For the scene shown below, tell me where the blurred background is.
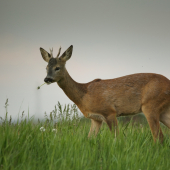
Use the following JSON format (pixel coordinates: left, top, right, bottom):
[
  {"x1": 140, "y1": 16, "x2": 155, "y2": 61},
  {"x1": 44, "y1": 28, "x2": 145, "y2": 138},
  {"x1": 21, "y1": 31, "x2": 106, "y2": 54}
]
[{"x1": 0, "y1": 0, "x2": 170, "y2": 121}]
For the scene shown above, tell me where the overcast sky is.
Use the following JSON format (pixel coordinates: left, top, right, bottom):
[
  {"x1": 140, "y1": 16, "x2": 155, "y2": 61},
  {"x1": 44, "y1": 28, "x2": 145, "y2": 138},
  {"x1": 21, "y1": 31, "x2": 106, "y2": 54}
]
[{"x1": 0, "y1": 0, "x2": 170, "y2": 120}]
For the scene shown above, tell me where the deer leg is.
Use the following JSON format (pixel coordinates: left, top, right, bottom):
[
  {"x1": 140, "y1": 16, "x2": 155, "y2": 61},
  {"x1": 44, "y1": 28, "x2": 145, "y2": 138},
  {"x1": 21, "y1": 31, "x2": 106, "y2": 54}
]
[
  {"x1": 106, "y1": 114, "x2": 119, "y2": 138},
  {"x1": 146, "y1": 116, "x2": 163, "y2": 143},
  {"x1": 142, "y1": 106, "x2": 163, "y2": 143},
  {"x1": 88, "y1": 119, "x2": 102, "y2": 138},
  {"x1": 160, "y1": 109, "x2": 170, "y2": 128}
]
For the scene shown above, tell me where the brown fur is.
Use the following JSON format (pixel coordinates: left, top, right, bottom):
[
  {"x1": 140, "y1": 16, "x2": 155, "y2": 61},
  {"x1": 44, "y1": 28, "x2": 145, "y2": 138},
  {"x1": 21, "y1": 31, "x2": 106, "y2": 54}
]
[{"x1": 40, "y1": 45, "x2": 170, "y2": 142}]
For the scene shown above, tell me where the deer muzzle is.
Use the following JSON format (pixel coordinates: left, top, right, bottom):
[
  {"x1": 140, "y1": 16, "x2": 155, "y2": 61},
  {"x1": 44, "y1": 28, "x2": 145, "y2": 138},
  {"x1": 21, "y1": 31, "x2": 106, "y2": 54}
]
[{"x1": 44, "y1": 77, "x2": 54, "y2": 84}]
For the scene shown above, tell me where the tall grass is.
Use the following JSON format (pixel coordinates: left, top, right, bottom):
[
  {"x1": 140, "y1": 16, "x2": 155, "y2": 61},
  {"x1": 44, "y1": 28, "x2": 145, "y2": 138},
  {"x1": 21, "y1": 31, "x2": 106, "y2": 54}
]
[{"x1": 0, "y1": 99, "x2": 170, "y2": 170}]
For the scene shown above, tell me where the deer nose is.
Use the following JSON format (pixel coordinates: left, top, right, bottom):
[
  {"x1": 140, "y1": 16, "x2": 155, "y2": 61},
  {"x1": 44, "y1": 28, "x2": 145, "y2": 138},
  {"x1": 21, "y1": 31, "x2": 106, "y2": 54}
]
[{"x1": 44, "y1": 77, "x2": 54, "y2": 83}]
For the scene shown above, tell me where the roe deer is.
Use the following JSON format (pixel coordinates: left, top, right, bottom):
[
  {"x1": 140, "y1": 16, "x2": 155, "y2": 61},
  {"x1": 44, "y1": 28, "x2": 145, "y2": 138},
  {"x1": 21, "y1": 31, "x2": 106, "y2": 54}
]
[{"x1": 40, "y1": 45, "x2": 170, "y2": 142}]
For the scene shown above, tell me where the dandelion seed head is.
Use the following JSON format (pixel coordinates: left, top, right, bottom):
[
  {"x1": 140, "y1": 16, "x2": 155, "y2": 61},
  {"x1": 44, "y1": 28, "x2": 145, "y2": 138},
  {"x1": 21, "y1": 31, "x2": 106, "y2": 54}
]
[
  {"x1": 52, "y1": 129, "x2": 57, "y2": 132},
  {"x1": 40, "y1": 127, "x2": 45, "y2": 132}
]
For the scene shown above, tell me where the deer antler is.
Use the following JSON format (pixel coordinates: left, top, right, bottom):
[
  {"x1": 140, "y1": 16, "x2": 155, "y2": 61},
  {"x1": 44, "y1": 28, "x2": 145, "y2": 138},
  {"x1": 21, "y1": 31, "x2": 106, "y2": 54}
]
[
  {"x1": 56, "y1": 46, "x2": 61, "y2": 58},
  {"x1": 49, "y1": 48, "x2": 53, "y2": 58}
]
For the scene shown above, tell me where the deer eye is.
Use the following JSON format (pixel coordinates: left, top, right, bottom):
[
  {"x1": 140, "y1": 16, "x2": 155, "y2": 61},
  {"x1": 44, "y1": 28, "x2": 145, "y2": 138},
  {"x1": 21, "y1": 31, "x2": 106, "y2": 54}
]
[{"x1": 55, "y1": 67, "x2": 60, "y2": 71}]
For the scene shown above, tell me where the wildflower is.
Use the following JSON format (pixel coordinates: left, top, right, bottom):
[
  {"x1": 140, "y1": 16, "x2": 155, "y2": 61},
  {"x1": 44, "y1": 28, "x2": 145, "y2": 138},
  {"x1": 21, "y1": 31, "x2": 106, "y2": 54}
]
[
  {"x1": 40, "y1": 127, "x2": 45, "y2": 132},
  {"x1": 52, "y1": 129, "x2": 57, "y2": 132}
]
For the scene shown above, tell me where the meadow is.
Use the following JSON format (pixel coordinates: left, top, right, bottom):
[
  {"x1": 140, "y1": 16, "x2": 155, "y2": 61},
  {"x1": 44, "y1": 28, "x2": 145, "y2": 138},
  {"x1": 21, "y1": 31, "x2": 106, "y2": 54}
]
[{"x1": 0, "y1": 100, "x2": 170, "y2": 170}]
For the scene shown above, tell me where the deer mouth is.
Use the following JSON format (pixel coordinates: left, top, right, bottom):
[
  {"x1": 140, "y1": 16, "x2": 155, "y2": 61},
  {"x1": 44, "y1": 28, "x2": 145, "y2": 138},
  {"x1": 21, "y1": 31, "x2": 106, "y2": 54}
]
[{"x1": 46, "y1": 81, "x2": 53, "y2": 85}]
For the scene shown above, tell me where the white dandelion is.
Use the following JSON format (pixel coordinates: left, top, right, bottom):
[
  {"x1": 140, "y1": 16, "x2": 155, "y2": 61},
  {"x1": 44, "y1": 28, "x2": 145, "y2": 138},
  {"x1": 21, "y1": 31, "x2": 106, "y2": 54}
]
[
  {"x1": 40, "y1": 127, "x2": 45, "y2": 132},
  {"x1": 52, "y1": 129, "x2": 57, "y2": 132}
]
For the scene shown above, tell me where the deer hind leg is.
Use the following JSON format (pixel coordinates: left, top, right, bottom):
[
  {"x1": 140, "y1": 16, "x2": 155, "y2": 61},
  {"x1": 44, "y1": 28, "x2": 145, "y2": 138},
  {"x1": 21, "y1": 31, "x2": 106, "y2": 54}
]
[
  {"x1": 88, "y1": 119, "x2": 102, "y2": 138},
  {"x1": 160, "y1": 107, "x2": 170, "y2": 128},
  {"x1": 142, "y1": 105, "x2": 163, "y2": 143},
  {"x1": 106, "y1": 114, "x2": 119, "y2": 138}
]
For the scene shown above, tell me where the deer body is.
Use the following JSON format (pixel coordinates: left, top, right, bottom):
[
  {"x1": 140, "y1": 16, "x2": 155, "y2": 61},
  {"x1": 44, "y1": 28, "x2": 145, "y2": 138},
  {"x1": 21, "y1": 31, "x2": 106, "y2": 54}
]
[{"x1": 40, "y1": 45, "x2": 170, "y2": 142}]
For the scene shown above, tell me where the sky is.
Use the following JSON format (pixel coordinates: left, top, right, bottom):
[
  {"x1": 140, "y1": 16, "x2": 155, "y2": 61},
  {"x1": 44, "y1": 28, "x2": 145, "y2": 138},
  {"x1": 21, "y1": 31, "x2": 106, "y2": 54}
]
[{"x1": 0, "y1": 0, "x2": 170, "y2": 120}]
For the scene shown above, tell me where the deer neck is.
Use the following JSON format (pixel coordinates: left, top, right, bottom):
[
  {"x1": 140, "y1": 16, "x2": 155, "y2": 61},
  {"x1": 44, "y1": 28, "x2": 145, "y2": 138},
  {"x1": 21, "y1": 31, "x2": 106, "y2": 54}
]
[{"x1": 57, "y1": 69, "x2": 87, "y2": 106}]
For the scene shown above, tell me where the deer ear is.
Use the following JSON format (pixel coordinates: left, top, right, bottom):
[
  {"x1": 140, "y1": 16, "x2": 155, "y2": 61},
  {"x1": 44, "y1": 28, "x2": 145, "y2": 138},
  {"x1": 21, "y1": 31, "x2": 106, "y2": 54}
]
[
  {"x1": 59, "y1": 45, "x2": 73, "y2": 62},
  {"x1": 40, "y1": 47, "x2": 51, "y2": 62}
]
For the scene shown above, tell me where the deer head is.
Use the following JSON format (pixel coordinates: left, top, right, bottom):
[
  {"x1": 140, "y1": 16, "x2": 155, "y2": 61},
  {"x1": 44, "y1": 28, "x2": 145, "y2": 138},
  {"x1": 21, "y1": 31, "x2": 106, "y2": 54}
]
[{"x1": 40, "y1": 45, "x2": 73, "y2": 84}]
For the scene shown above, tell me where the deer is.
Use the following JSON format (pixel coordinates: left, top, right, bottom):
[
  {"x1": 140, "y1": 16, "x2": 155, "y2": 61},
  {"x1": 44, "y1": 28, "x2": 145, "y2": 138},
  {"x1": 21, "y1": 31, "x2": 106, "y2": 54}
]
[{"x1": 40, "y1": 45, "x2": 170, "y2": 143}]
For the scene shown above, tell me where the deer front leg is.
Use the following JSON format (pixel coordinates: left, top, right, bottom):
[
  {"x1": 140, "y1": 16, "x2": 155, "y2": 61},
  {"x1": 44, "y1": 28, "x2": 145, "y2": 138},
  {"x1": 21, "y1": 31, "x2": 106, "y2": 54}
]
[{"x1": 88, "y1": 119, "x2": 102, "y2": 138}]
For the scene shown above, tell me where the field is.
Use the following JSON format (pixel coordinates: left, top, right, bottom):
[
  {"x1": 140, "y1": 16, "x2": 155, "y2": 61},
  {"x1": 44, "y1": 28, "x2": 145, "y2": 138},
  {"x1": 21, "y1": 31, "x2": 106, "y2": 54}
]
[{"x1": 1, "y1": 101, "x2": 170, "y2": 170}]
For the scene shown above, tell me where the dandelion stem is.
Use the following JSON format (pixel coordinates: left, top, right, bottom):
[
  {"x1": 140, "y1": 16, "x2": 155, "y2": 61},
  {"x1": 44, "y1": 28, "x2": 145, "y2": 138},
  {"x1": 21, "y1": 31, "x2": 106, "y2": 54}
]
[{"x1": 37, "y1": 83, "x2": 46, "y2": 90}]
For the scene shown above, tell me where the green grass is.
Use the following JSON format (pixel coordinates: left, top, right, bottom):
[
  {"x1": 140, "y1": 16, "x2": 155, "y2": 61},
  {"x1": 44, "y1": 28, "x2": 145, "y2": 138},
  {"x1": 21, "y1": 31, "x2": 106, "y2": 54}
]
[{"x1": 0, "y1": 100, "x2": 170, "y2": 170}]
